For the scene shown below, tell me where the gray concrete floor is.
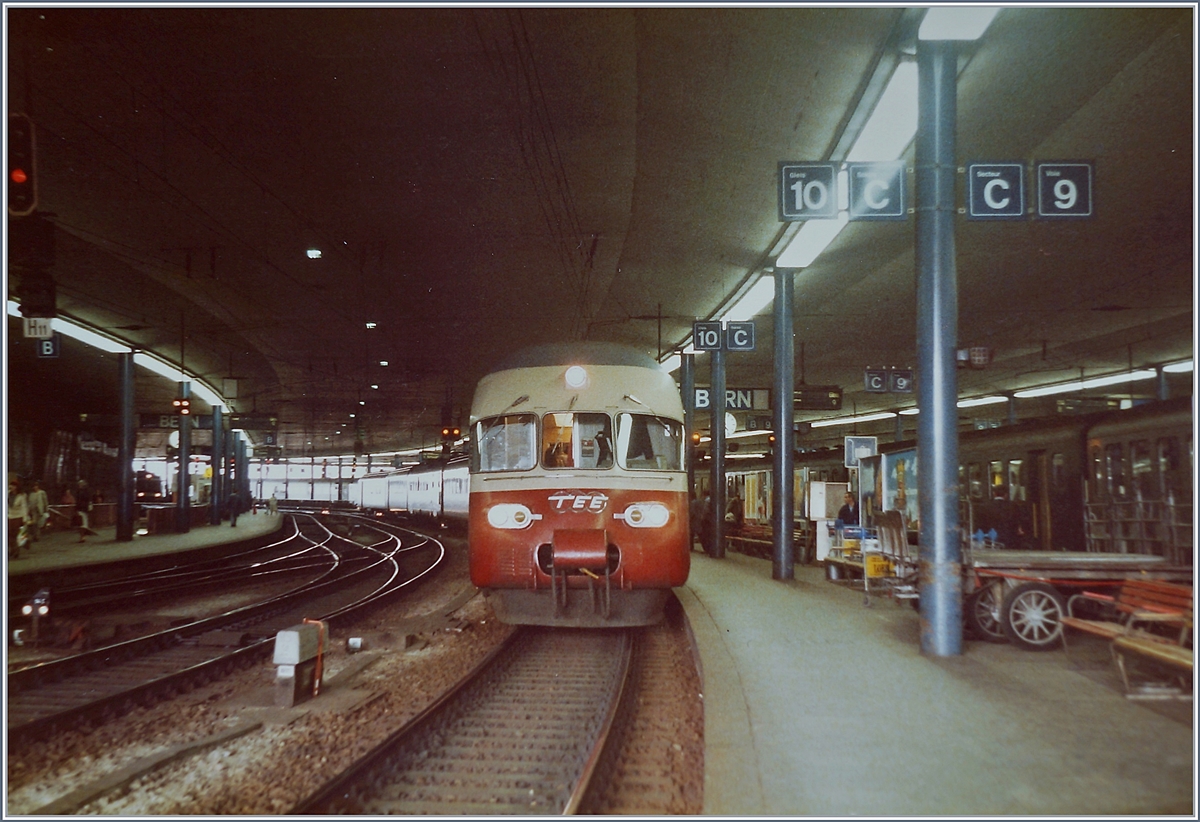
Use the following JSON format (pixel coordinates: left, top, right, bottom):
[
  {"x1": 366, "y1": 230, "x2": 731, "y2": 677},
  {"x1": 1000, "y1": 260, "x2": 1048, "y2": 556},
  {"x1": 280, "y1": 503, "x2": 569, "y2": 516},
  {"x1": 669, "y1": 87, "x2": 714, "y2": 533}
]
[{"x1": 678, "y1": 551, "x2": 1194, "y2": 816}]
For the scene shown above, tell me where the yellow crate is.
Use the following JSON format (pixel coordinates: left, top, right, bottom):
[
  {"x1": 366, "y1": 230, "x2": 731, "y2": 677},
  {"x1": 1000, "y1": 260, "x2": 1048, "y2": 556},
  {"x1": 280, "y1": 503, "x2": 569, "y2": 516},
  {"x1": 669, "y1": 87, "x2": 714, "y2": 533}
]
[{"x1": 865, "y1": 554, "x2": 895, "y2": 578}]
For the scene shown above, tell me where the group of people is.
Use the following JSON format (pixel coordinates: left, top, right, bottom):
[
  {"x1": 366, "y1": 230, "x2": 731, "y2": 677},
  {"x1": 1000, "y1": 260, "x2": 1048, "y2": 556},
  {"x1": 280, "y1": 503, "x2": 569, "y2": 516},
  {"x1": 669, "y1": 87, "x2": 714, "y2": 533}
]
[
  {"x1": 7, "y1": 477, "x2": 53, "y2": 558},
  {"x1": 688, "y1": 490, "x2": 747, "y2": 553}
]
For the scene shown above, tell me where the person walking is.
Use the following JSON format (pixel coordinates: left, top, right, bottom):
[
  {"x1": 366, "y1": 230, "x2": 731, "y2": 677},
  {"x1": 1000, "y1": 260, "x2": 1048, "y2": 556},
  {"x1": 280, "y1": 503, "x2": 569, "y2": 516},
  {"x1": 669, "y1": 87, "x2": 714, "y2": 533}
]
[
  {"x1": 268, "y1": 493, "x2": 278, "y2": 515},
  {"x1": 229, "y1": 490, "x2": 242, "y2": 527},
  {"x1": 8, "y1": 478, "x2": 29, "y2": 559},
  {"x1": 27, "y1": 480, "x2": 48, "y2": 543}
]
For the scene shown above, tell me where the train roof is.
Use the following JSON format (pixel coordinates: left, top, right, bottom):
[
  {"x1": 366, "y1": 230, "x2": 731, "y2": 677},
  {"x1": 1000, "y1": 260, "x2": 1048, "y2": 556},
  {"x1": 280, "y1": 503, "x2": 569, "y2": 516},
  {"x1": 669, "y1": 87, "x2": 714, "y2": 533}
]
[{"x1": 486, "y1": 342, "x2": 663, "y2": 374}]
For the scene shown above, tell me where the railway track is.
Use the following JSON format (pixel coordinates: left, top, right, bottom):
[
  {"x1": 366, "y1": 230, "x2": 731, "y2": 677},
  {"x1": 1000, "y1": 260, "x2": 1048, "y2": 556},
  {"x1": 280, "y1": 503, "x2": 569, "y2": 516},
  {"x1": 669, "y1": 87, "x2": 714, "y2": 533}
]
[
  {"x1": 294, "y1": 627, "x2": 633, "y2": 815},
  {"x1": 7, "y1": 515, "x2": 444, "y2": 746}
]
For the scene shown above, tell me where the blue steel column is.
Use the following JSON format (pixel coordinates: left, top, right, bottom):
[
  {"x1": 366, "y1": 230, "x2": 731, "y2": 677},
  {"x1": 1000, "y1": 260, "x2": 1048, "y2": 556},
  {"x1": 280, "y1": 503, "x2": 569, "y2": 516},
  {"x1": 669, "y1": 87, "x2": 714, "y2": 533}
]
[
  {"x1": 210, "y1": 406, "x2": 224, "y2": 525},
  {"x1": 681, "y1": 353, "x2": 696, "y2": 502},
  {"x1": 176, "y1": 381, "x2": 192, "y2": 534},
  {"x1": 116, "y1": 352, "x2": 135, "y2": 541},
  {"x1": 1157, "y1": 366, "x2": 1169, "y2": 401},
  {"x1": 772, "y1": 267, "x2": 795, "y2": 580},
  {"x1": 709, "y1": 348, "x2": 726, "y2": 558},
  {"x1": 916, "y1": 41, "x2": 962, "y2": 656}
]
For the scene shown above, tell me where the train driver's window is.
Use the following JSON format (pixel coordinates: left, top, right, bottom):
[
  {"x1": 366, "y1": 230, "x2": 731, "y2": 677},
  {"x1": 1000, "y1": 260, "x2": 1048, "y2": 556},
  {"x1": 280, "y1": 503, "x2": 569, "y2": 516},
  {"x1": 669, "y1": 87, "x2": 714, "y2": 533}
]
[
  {"x1": 473, "y1": 414, "x2": 537, "y2": 473},
  {"x1": 542, "y1": 413, "x2": 575, "y2": 468},
  {"x1": 616, "y1": 414, "x2": 684, "y2": 470},
  {"x1": 968, "y1": 463, "x2": 983, "y2": 498}
]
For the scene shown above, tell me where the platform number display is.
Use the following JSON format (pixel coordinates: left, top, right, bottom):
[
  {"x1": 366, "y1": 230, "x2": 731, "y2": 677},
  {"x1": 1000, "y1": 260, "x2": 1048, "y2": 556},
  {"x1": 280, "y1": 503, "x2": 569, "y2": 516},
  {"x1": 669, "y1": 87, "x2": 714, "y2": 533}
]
[
  {"x1": 1037, "y1": 162, "x2": 1093, "y2": 218},
  {"x1": 35, "y1": 333, "x2": 60, "y2": 358},
  {"x1": 693, "y1": 321, "x2": 724, "y2": 351},
  {"x1": 778, "y1": 162, "x2": 838, "y2": 221},
  {"x1": 967, "y1": 163, "x2": 1025, "y2": 219},
  {"x1": 725, "y1": 321, "x2": 755, "y2": 351}
]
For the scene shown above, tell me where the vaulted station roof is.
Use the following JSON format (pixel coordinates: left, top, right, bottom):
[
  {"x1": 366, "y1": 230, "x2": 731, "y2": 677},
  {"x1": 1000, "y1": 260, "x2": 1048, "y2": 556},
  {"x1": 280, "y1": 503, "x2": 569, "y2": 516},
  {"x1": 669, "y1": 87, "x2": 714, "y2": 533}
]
[{"x1": 6, "y1": 6, "x2": 1194, "y2": 460}]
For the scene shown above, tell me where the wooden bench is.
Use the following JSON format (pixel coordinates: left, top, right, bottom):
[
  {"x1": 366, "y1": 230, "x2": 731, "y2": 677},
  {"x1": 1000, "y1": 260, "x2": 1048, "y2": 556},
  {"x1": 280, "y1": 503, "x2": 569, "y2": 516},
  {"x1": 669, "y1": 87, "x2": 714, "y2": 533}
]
[{"x1": 1061, "y1": 579, "x2": 1192, "y2": 698}]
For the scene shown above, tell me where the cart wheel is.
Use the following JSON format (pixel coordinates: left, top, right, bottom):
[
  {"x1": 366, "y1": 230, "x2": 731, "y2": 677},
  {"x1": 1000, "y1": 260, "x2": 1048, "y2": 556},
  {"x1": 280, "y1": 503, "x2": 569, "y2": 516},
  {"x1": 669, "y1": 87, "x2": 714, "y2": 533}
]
[
  {"x1": 965, "y1": 584, "x2": 1007, "y2": 643},
  {"x1": 1001, "y1": 582, "x2": 1065, "y2": 650}
]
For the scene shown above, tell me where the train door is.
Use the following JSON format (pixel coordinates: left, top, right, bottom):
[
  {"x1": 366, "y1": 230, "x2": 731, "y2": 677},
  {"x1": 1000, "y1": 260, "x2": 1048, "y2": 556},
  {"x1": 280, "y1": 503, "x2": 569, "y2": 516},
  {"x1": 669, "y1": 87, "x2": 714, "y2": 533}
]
[{"x1": 1028, "y1": 451, "x2": 1053, "y2": 551}]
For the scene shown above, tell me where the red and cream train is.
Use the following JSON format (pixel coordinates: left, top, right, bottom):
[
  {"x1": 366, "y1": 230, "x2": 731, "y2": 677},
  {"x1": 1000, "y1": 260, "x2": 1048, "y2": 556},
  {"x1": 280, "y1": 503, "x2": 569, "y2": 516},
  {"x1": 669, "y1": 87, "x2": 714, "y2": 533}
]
[{"x1": 354, "y1": 342, "x2": 691, "y2": 627}]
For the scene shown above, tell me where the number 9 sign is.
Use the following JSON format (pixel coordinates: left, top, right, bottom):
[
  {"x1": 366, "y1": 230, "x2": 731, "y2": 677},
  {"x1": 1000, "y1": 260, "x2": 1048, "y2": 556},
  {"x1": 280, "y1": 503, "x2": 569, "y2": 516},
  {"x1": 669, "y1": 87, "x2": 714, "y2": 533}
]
[{"x1": 1037, "y1": 162, "x2": 1093, "y2": 218}]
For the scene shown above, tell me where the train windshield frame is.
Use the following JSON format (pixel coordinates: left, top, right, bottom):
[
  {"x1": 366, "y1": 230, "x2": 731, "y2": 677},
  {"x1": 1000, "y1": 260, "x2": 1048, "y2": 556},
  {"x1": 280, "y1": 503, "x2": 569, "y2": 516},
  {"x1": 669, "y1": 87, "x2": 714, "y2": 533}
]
[
  {"x1": 540, "y1": 412, "x2": 613, "y2": 470},
  {"x1": 616, "y1": 413, "x2": 684, "y2": 471},
  {"x1": 473, "y1": 413, "x2": 538, "y2": 473}
]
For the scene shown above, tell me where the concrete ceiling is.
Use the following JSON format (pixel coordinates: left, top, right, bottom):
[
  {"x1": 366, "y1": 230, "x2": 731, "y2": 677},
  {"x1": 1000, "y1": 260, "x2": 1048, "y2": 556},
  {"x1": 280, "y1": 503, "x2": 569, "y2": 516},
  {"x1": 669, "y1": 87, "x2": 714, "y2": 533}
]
[{"x1": 6, "y1": 6, "x2": 1194, "y2": 459}]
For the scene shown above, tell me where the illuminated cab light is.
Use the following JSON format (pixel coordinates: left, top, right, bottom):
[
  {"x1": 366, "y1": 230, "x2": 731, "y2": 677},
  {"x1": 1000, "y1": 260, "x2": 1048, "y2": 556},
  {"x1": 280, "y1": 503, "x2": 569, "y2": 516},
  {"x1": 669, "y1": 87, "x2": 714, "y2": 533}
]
[
  {"x1": 564, "y1": 365, "x2": 588, "y2": 389},
  {"x1": 21, "y1": 604, "x2": 32, "y2": 616},
  {"x1": 616, "y1": 502, "x2": 671, "y2": 528},
  {"x1": 487, "y1": 503, "x2": 542, "y2": 530}
]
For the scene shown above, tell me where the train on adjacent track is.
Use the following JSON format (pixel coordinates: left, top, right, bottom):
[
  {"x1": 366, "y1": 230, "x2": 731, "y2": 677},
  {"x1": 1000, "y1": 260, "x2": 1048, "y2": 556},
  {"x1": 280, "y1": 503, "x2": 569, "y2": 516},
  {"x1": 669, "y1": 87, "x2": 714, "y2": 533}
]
[
  {"x1": 354, "y1": 342, "x2": 690, "y2": 627},
  {"x1": 716, "y1": 395, "x2": 1193, "y2": 565}
]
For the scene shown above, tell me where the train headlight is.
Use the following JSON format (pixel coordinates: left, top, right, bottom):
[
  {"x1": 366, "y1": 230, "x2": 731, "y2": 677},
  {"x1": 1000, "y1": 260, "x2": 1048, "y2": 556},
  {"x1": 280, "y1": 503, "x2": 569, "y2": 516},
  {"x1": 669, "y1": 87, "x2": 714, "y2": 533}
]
[
  {"x1": 564, "y1": 365, "x2": 588, "y2": 389},
  {"x1": 616, "y1": 502, "x2": 671, "y2": 528},
  {"x1": 487, "y1": 503, "x2": 542, "y2": 530}
]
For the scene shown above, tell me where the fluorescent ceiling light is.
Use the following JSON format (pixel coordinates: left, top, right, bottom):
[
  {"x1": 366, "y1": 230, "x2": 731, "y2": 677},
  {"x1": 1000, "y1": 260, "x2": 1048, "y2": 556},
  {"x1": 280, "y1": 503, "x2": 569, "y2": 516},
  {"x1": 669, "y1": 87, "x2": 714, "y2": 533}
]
[
  {"x1": 662, "y1": 353, "x2": 682, "y2": 374},
  {"x1": 1013, "y1": 369, "x2": 1158, "y2": 398},
  {"x1": 919, "y1": 7, "x2": 1002, "y2": 41},
  {"x1": 846, "y1": 61, "x2": 919, "y2": 162},
  {"x1": 728, "y1": 429, "x2": 770, "y2": 440},
  {"x1": 134, "y1": 351, "x2": 185, "y2": 382},
  {"x1": 720, "y1": 277, "x2": 776, "y2": 323},
  {"x1": 776, "y1": 212, "x2": 849, "y2": 268},
  {"x1": 1163, "y1": 360, "x2": 1194, "y2": 373},
  {"x1": 810, "y1": 411, "x2": 897, "y2": 429},
  {"x1": 957, "y1": 395, "x2": 1008, "y2": 409}
]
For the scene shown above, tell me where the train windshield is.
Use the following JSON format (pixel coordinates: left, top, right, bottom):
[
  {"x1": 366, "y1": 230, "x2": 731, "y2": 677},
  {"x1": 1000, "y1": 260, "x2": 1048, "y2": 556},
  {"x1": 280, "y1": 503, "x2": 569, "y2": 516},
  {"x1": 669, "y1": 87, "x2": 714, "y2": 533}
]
[
  {"x1": 473, "y1": 414, "x2": 537, "y2": 472},
  {"x1": 616, "y1": 414, "x2": 684, "y2": 471},
  {"x1": 541, "y1": 413, "x2": 613, "y2": 469}
]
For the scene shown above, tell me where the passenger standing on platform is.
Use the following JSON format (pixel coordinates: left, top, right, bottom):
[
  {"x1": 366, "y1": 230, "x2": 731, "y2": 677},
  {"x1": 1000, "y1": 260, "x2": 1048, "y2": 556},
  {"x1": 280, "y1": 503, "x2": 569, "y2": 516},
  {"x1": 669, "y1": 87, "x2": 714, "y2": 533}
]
[
  {"x1": 27, "y1": 481, "x2": 48, "y2": 543},
  {"x1": 8, "y1": 478, "x2": 29, "y2": 559},
  {"x1": 229, "y1": 490, "x2": 242, "y2": 527},
  {"x1": 838, "y1": 492, "x2": 859, "y2": 526},
  {"x1": 75, "y1": 479, "x2": 94, "y2": 542},
  {"x1": 698, "y1": 491, "x2": 714, "y2": 553},
  {"x1": 268, "y1": 493, "x2": 278, "y2": 515}
]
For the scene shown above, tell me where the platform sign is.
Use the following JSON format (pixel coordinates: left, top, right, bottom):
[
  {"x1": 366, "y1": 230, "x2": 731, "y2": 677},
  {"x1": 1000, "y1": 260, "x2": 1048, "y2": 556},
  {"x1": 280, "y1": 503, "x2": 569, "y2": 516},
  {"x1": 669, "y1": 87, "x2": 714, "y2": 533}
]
[
  {"x1": 35, "y1": 333, "x2": 60, "y2": 358},
  {"x1": 967, "y1": 163, "x2": 1025, "y2": 219},
  {"x1": 865, "y1": 368, "x2": 889, "y2": 393},
  {"x1": 1037, "y1": 162, "x2": 1093, "y2": 218},
  {"x1": 725, "y1": 321, "x2": 756, "y2": 351},
  {"x1": 847, "y1": 161, "x2": 906, "y2": 221},
  {"x1": 22, "y1": 317, "x2": 52, "y2": 339},
  {"x1": 778, "y1": 162, "x2": 838, "y2": 221},
  {"x1": 889, "y1": 369, "x2": 914, "y2": 393},
  {"x1": 795, "y1": 386, "x2": 842, "y2": 411},
  {"x1": 692, "y1": 321, "x2": 723, "y2": 351},
  {"x1": 230, "y1": 414, "x2": 279, "y2": 430},
  {"x1": 695, "y1": 388, "x2": 769, "y2": 411}
]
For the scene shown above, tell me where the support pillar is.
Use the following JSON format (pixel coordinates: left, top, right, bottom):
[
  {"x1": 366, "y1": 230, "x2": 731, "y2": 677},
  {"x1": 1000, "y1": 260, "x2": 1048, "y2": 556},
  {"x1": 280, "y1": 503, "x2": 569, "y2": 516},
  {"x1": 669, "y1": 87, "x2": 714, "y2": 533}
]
[
  {"x1": 681, "y1": 353, "x2": 696, "y2": 501},
  {"x1": 210, "y1": 406, "x2": 224, "y2": 525},
  {"x1": 916, "y1": 40, "x2": 962, "y2": 656},
  {"x1": 176, "y1": 381, "x2": 192, "y2": 534},
  {"x1": 116, "y1": 352, "x2": 135, "y2": 541},
  {"x1": 709, "y1": 348, "x2": 726, "y2": 558},
  {"x1": 772, "y1": 267, "x2": 796, "y2": 579}
]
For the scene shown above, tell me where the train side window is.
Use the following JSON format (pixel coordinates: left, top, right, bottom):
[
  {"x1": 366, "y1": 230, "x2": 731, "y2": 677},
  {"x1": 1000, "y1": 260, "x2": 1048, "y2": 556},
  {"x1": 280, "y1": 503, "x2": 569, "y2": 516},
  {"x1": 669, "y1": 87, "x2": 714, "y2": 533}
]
[
  {"x1": 1157, "y1": 436, "x2": 1190, "y2": 501},
  {"x1": 616, "y1": 413, "x2": 684, "y2": 471},
  {"x1": 1052, "y1": 453, "x2": 1067, "y2": 491},
  {"x1": 1008, "y1": 459, "x2": 1024, "y2": 501},
  {"x1": 968, "y1": 463, "x2": 983, "y2": 498},
  {"x1": 989, "y1": 460, "x2": 1007, "y2": 500},
  {"x1": 1105, "y1": 443, "x2": 1126, "y2": 499},
  {"x1": 1129, "y1": 439, "x2": 1155, "y2": 499},
  {"x1": 473, "y1": 414, "x2": 537, "y2": 473}
]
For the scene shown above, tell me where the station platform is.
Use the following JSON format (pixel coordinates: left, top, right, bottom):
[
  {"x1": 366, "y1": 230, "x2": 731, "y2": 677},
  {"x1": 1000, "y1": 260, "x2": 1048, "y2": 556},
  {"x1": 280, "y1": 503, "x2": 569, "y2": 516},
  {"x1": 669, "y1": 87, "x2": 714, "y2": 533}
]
[
  {"x1": 7, "y1": 512, "x2": 284, "y2": 577},
  {"x1": 677, "y1": 551, "x2": 1194, "y2": 816}
]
